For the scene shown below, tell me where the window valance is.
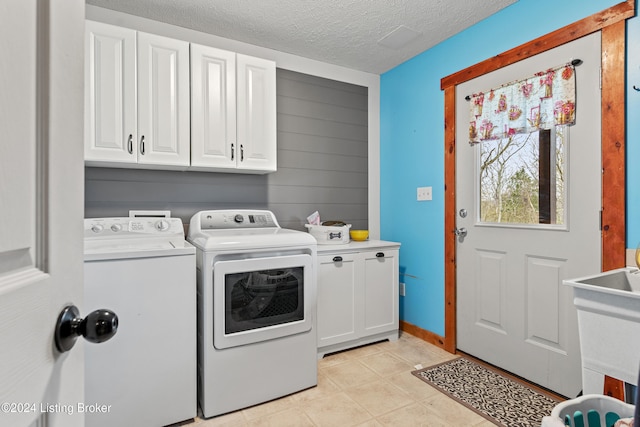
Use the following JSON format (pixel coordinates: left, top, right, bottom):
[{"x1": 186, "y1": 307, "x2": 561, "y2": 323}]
[{"x1": 469, "y1": 63, "x2": 576, "y2": 143}]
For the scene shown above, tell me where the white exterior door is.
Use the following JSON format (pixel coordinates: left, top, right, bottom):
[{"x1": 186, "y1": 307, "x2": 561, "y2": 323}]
[
  {"x1": 0, "y1": 1, "x2": 86, "y2": 427},
  {"x1": 236, "y1": 54, "x2": 277, "y2": 172},
  {"x1": 455, "y1": 33, "x2": 602, "y2": 397},
  {"x1": 190, "y1": 44, "x2": 237, "y2": 170},
  {"x1": 137, "y1": 32, "x2": 190, "y2": 168}
]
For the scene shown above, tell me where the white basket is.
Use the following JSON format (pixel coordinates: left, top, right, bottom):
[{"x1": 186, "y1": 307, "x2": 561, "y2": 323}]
[
  {"x1": 305, "y1": 224, "x2": 351, "y2": 245},
  {"x1": 551, "y1": 394, "x2": 634, "y2": 427}
]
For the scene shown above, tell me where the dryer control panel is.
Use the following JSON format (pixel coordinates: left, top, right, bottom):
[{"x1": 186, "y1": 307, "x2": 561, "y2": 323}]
[{"x1": 197, "y1": 210, "x2": 279, "y2": 230}]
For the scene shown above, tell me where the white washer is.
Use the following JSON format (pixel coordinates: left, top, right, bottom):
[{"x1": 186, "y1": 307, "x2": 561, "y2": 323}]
[
  {"x1": 84, "y1": 217, "x2": 196, "y2": 427},
  {"x1": 188, "y1": 210, "x2": 317, "y2": 418}
]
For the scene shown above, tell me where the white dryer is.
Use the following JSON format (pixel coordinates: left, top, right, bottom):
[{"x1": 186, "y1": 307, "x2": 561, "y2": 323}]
[
  {"x1": 84, "y1": 217, "x2": 196, "y2": 427},
  {"x1": 188, "y1": 210, "x2": 318, "y2": 418}
]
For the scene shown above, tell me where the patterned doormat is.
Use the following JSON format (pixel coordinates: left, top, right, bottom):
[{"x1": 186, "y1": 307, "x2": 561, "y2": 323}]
[{"x1": 412, "y1": 357, "x2": 561, "y2": 427}]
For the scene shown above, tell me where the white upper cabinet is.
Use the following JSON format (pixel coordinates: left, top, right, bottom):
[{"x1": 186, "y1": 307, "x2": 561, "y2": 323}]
[
  {"x1": 191, "y1": 46, "x2": 277, "y2": 173},
  {"x1": 86, "y1": 20, "x2": 277, "y2": 173},
  {"x1": 190, "y1": 44, "x2": 237, "y2": 170},
  {"x1": 85, "y1": 21, "x2": 137, "y2": 164},
  {"x1": 236, "y1": 54, "x2": 277, "y2": 173},
  {"x1": 85, "y1": 20, "x2": 190, "y2": 169},
  {"x1": 137, "y1": 32, "x2": 190, "y2": 168}
]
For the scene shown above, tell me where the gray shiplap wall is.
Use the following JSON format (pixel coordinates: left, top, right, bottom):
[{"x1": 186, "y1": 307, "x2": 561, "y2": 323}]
[{"x1": 85, "y1": 69, "x2": 368, "y2": 231}]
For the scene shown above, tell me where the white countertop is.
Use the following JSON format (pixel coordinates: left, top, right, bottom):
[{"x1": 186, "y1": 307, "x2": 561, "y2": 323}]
[{"x1": 316, "y1": 239, "x2": 400, "y2": 254}]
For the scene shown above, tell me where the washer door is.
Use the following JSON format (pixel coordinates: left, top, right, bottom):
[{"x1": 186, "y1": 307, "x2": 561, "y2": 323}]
[{"x1": 213, "y1": 254, "x2": 313, "y2": 349}]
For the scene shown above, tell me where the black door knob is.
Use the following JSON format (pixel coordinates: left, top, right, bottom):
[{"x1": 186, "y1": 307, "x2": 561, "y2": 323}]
[{"x1": 55, "y1": 305, "x2": 118, "y2": 353}]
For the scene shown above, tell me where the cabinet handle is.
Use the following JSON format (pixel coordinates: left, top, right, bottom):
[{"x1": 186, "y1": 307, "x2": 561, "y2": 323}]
[
  {"x1": 240, "y1": 144, "x2": 244, "y2": 162},
  {"x1": 231, "y1": 143, "x2": 235, "y2": 161},
  {"x1": 140, "y1": 136, "x2": 145, "y2": 155},
  {"x1": 127, "y1": 134, "x2": 133, "y2": 154},
  {"x1": 332, "y1": 256, "x2": 343, "y2": 262},
  {"x1": 376, "y1": 252, "x2": 385, "y2": 258}
]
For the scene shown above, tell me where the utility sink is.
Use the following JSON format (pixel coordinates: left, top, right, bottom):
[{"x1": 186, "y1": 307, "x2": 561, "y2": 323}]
[
  {"x1": 564, "y1": 267, "x2": 640, "y2": 392},
  {"x1": 566, "y1": 267, "x2": 640, "y2": 297}
]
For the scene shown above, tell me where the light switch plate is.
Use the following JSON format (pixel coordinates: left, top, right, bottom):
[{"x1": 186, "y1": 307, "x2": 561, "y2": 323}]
[{"x1": 417, "y1": 186, "x2": 432, "y2": 201}]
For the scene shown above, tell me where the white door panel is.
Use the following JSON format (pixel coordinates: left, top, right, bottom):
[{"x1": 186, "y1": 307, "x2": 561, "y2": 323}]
[
  {"x1": 456, "y1": 33, "x2": 602, "y2": 397},
  {"x1": 0, "y1": 1, "x2": 85, "y2": 426}
]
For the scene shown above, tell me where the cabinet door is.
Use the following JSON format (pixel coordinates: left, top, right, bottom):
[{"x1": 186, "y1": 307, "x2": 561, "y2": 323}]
[
  {"x1": 85, "y1": 21, "x2": 137, "y2": 164},
  {"x1": 317, "y1": 253, "x2": 359, "y2": 347},
  {"x1": 236, "y1": 54, "x2": 277, "y2": 172},
  {"x1": 190, "y1": 44, "x2": 237, "y2": 170},
  {"x1": 137, "y1": 32, "x2": 190, "y2": 168},
  {"x1": 362, "y1": 249, "x2": 399, "y2": 335}
]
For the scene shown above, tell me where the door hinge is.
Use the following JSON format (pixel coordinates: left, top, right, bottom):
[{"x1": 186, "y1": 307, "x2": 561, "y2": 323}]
[
  {"x1": 599, "y1": 210, "x2": 603, "y2": 231},
  {"x1": 599, "y1": 67, "x2": 602, "y2": 90}
]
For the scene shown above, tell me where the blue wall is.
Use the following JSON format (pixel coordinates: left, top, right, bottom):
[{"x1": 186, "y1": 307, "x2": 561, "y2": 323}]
[{"x1": 380, "y1": 0, "x2": 638, "y2": 336}]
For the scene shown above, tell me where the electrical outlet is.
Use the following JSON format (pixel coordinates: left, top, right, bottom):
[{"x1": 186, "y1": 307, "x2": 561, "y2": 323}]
[
  {"x1": 417, "y1": 186, "x2": 432, "y2": 201},
  {"x1": 399, "y1": 282, "x2": 406, "y2": 296}
]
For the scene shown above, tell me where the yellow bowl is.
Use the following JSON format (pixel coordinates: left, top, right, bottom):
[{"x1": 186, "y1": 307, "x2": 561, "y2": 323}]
[{"x1": 350, "y1": 230, "x2": 369, "y2": 241}]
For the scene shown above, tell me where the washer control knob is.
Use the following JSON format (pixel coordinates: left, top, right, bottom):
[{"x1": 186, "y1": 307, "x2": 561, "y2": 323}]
[
  {"x1": 110, "y1": 223, "x2": 122, "y2": 232},
  {"x1": 91, "y1": 224, "x2": 104, "y2": 233},
  {"x1": 155, "y1": 219, "x2": 170, "y2": 231},
  {"x1": 234, "y1": 214, "x2": 244, "y2": 223}
]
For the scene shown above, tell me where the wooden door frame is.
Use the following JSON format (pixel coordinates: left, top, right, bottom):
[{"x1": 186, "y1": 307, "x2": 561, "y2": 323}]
[{"x1": 441, "y1": 0, "x2": 634, "y2": 354}]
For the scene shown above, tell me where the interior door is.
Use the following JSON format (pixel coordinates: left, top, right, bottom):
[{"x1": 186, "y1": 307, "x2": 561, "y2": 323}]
[
  {"x1": 0, "y1": 1, "x2": 85, "y2": 426},
  {"x1": 455, "y1": 33, "x2": 601, "y2": 397}
]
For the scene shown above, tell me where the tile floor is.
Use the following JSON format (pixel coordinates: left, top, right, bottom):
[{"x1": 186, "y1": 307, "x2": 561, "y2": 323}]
[{"x1": 190, "y1": 332, "x2": 498, "y2": 426}]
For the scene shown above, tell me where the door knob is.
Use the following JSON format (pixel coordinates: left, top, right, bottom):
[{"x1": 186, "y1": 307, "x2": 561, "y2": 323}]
[
  {"x1": 55, "y1": 305, "x2": 118, "y2": 353},
  {"x1": 455, "y1": 227, "x2": 467, "y2": 238}
]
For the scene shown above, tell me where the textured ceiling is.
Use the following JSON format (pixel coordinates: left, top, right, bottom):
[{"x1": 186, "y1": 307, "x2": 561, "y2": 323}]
[{"x1": 86, "y1": 0, "x2": 518, "y2": 74}]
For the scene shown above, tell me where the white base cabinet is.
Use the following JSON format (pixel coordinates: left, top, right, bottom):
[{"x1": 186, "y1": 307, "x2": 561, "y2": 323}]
[{"x1": 316, "y1": 241, "x2": 400, "y2": 358}]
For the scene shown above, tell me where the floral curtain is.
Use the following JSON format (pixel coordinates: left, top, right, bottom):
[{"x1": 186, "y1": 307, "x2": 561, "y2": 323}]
[{"x1": 469, "y1": 63, "x2": 576, "y2": 143}]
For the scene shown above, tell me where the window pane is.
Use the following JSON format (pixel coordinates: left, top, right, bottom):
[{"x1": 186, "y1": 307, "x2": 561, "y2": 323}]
[{"x1": 479, "y1": 127, "x2": 566, "y2": 226}]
